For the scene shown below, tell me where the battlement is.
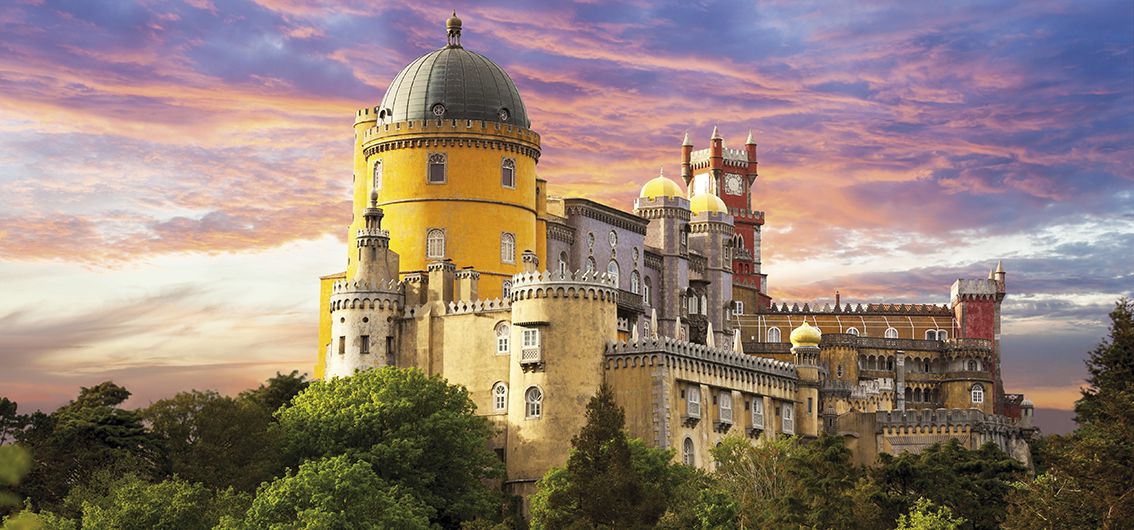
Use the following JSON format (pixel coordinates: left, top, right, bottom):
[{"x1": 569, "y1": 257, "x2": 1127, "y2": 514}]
[
  {"x1": 819, "y1": 334, "x2": 993, "y2": 354},
  {"x1": 760, "y1": 302, "x2": 953, "y2": 315},
  {"x1": 362, "y1": 118, "x2": 540, "y2": 145},
  {"x1": 690, "y1": 215, "x2": 735, "y2": 230},
  {"x1": 331, "y1": 278, "x2": 403, "y2": 295},
  {"x1": 728, "y1": 207, "x2": 764, "y2": 224},
  {"x1": 354, "y1": 106, "x2": 378, "y2": 125},
  {"x1": 356, "y1": 228, "x2": 389, "y2": 239},
  {"x1": 509, "y1": 270, "x2": 618, "y2": 302},
  {"x1": 950, "y1": 278, "x2": 1002, "y2": 306},
  {"x1": 689, "y1": 147, "x2": 751, "y2": 166},
  {"x1": 876, "y1": 408, "x2": 1022, "y2": 434},
  {"x1": 605, "y1": 337, "x2": 797, "y2": 379},
  {"x1": 446, "y1": 297, "x2": 510, "y2": 315}
]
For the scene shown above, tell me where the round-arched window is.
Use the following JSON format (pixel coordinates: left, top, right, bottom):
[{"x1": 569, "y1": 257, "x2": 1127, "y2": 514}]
[
  {"x1": 492, "y1": 382, "x2": 507, "y2": 412},
  {"x1": 525, "y1": 387, "x2": 543, "y2": 418},
  {"x1": 682, "y1": 437, "x2": 694, "y2": 466},
  {"x1": 607, "y1": 260, "x2": 620, "y2": 285},
  {"x1": 971, "y1": 383, "x2": 985, "y2": 404}
]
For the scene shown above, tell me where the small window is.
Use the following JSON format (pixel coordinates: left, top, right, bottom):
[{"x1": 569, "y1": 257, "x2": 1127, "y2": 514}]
[
  {"x1": 372, "y1": 159, "x2": 383, "y2": 190},
  {"x1": 885, "y1": 327, "x2": 899, "y2": 339},
  {"x1": 630, "y1": 271, "x2": 640, "y2": 294},
  {"x1": 682, "y1": 437, "x2": 695, "y2": 465},
  {"x1": 971, "y1": 383, "x2": 985, "y2": 404},
  {"x1": 426, "y1": 229, "x2": 445, "y2": 259},
  {"x1": 687, "y1": 386, "x2": 701, "y2": 418},
  {"x1": 501, "y1": 158, "x2": 516, "y2": 188},
  {"x1": 493, "y1": 382, "x2": 508, "y2": 412},
  {"x1": 752, "y1": 398, "x2": 764, "y2": 429},
  {"x1": 428, "y1": 153, "x2": 447, "y2": 184},
  {"x1": 767, "y1": 327, "x2": 781, "y2": 343},
  {"x1": 688, "y1": 295, "x2": 698, "y2": 315},
  {"x1": 643, "y1": 277, "x2": 651, "y2": 306},
  {"x1": 522, "y1": 328, "x2": 540, "y2": 348},
  {"x1": 643, "y1": 320, "x2": 651, "y2": 338},
  {"x1": 607, "y1": 260, "x2": 620, "y2": 285},
  {"x1": 782, "y1": 403, "x2": 794, "y2": 435},
  {"x1": 807, "y1": 397, "x2": 813, "y2": 414},
  {"x1": 585, "y1": 257, "x2": 597, "y2": 274},
  {"x1": 846, "y1": 327, "x2": 859, "y2": 336},
  {"x1": 925, "y1": 330, "x2": 936, "y2": 340},
  {"x1": 967, "y1": 359, "x2": 978, "y2": 371},
  {"x1": 734, "y1": 301, "x2": 744, "y2": 315},
  {"x1": 558, "y1": 252, "x2": 568, "y2": 276},
  {"x1": 836, "y1": 364, "x2": 844, "y2": 378},
  {"x1": 700, "y1": 295, "x2": 707, "y2": 315},
  {"x1": 500, "y1": 233, "x2": 516, "y2": 264},
  {"x1": 385, "y1": 336, "x2": 395, "y2": 366},
  {"x1": 525, "y1": 386, "x2": 543, "y2": 418},
  {"x1": 502, "y1": 280, "x2": 513, "y2": 299},
  {"x1": 338, "y1": 336, "x2": 345, "y2": 355},
  {"x1": 495, "y1": 322, "x2": 510, "y2": 355},
  {"x1": 937, "y1": 329, "x2": 948, "y2": 341},
  {"x1": 360, "y1": 335, "x2": 370, "y2": 355},
  {"x1": 719, "y1": 392, "x2": 733, "y2": 423}
]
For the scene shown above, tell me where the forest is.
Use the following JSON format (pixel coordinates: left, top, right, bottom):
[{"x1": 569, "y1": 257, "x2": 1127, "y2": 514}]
[{"x1": 0, "y1": 298, "x2": 1130, "y2": 529}]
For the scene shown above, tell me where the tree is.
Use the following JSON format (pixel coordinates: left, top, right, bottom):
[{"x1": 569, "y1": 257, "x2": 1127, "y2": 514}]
[
  {"x1": 787, "y1": 434, "x2": 865, "y2": 529},
  {"x1": 276, "y1": 367, "x2": 501, "y2": 527},
  {"x1": 1005, "y1": 298, "x2": 1134, "y2": 530},
  {"x1": 0, "y1": 399, "x2": 25, "y2": 445},
  {"x1": 710, "y1": 434, "x2": 802, "y2": 528},
  {"x1": 143, "y1": 390, "x2": 280, "y2": 491},
  {"x1": 221, "y1": 455, "x2": 431, "y2": 530},
  {"x1": 76, "y1": 475, "x2": 247, "y2": 530},
  {"x1": 0, "y1": 445, "x2": 31, "y2": 511},
  {"x1": 238, "y1": 370, "x2": 309, "y2": 414},
  {"x1": 897, "y1": 497, "x2": 966, "y2": 530}
]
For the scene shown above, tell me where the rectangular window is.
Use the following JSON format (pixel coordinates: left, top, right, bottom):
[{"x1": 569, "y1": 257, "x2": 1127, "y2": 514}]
[
  {"x1": 735, "y1": 301, "x2": 744, "y2": 315},
  {"x1": 428, "y1": 153, "x2": 446, "y2": 184},
  {"x1": 719, "y1": 392, "x2": 733, "y2": 423},
  {"x1": 782, "y1": 403, "x2": 794, "y2": 435},
  {"x1": 687, "y1": 386, "x2": 701, "y2": 418},
  {"x1": 807, "y1": 397, "x2": 813, "y2": 414},
  {"x1": 385, "y1": 336, "x2": 395, "y2": 366},
  {"x1": 752, "y1": 398, "x2": 764, "y2": 429},
  {"x1": 522, "y1": 329, "x2": 540, "y2": 348},
  {"x1": 501, "y1": 158, "x2": 516, "y2": 188},
  {"x1": 338, "y1": 336, "x2": 345, "y2": 355},
  {"x1": 373, "y1": 159, "x2": 382, "y2": 190},
  {"x1": 360, "y1": 335, "x2": 370, "y2": 355}
]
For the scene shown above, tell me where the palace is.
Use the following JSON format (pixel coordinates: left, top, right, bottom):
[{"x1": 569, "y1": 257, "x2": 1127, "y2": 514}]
[{"x1": 314, "y1": 14, "x2": 1036, "y2": 504}]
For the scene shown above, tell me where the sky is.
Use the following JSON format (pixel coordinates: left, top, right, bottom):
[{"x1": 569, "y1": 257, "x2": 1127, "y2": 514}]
[{"x1": 0, "y1": 0, "x2": 1131, "y2": 435}]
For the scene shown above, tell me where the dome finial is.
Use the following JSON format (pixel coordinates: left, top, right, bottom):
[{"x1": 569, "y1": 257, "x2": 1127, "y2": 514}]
[{"x1": 446, "y1": 10, "x2": 462, "y2": 47}]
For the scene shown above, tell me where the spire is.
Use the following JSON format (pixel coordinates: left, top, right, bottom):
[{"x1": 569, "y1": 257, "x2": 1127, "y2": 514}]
[
  {"x1": 711, "y1": 126, "x2": 722, "y2": 140},
  {"x1": 988, "y1": 267, "x2": 995, "y2": 280},
  {"x1": 446, "y1": 10, "x2": 462, "y2": 47},
  {"x1": 996, "y1": 260, "x2": 1004, "y2": 273},
  {"x1": 746, "y1": 129, "x2": 756, "y2": 145},
  {"x1": 650, "y1": 308, "x2": 659, "y2": 339},
  {"x1": 733, "y1": 328, "x2": 744, "y2": 354},
  {"x1": 706, "y1": 320, "x2": 716, "y2": 348},
  {"x1": 682, "y1": 130, "x2": 692, "y2": 146}
]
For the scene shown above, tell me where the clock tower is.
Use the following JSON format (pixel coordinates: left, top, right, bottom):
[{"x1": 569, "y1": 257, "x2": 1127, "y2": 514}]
[{"x1": 680, "y1": 128, "x2": 769, "y2": 309}]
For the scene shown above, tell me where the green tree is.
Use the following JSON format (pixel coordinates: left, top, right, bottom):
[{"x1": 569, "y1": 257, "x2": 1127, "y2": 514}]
[
  {"x1": 221, "y1": 455, "x2": 431, "y2": 530},
  {"x1": 143, "y1": 390, "x2": 280, "y2": 491},
  {"x1": 276, "y1": 367, "x2": 500, "y2": 527},
  {"x1": 1005, "y1": 298, "x2": 1134, "y2": 530},
  {"x1": 238, "y1": 370, "x2": 309, "y2": 414},
  {"x1": 787, "y1": 434, "x2": 864, "y2": 529},
  {"x1": 897, "y1": 497, "x2": 966, "y2": 530},
  {"x1": 0, "y1": 445, "x2": 31, "y2": 515},
  {"x1": 0, "y1": 399, "x2": 25, "y2": 445},
  {"x1": 75, "y1": 475, "x2": 246, "y2": 530},
  {"x1": 710, "y1": 434, "x2": 802, "y2": 528}
]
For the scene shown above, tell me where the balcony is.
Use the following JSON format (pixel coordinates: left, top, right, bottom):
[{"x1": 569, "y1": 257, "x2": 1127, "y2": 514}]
[
  {"x1": 519, "y1": 346, "x2": 543, "y2": 371},
  {"x1": 617, "y1": 289, "x2": 643, "y2": 312}
]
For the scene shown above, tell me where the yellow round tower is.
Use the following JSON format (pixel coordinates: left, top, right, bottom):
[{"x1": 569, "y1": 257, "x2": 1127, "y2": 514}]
[{"x1": 347, "y1": 14, "x2": 542, "y2": 298}]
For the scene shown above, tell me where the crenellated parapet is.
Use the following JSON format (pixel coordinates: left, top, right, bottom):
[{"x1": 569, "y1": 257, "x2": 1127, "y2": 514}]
[
  {"x1": 605, "y1": 337, "x2": 796, "y2": 379},
  {"x1": 446, "y1": 297, "x2": 510, "y2": 315},
  {"x1": 362, "y1": 119, "x2": 541, "y2": 160},
  {"x1": 876, "y1": 408, "x2": 1024, "y2": 435},
  {"x1": 509, "y1": 270, "x2": 618, "y2": 302},
  {"x1": 728, "y1": 207, "x2": 764, "y2": 225},
  {"x1": 762, "y1": 302, "x2": 953, "y2": 315},
  {"x1": 329, "y1": 278, "x2": 404, "y2": 312}
]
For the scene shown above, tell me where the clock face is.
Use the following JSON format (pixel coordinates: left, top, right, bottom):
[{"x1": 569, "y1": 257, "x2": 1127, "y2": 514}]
[{"x1": 724, "y1": 173, "x2": 744, "y2": 195}]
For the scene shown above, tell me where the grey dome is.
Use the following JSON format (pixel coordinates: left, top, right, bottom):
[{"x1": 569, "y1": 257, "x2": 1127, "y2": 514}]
[{"x1": 378, "y1": 45, "x2": 530, "y2": 128}]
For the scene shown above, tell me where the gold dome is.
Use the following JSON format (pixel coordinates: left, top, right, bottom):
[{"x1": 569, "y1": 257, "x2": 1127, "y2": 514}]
[
  {"x1": 790, "y1": 321, "x2": 822, "y2": 347},
  {"x1": 689, "y1": 193, "x2": 728, "y2": 215},
  {"x1": 640, "y1": 175, "x2": 683, "y2": 199}
]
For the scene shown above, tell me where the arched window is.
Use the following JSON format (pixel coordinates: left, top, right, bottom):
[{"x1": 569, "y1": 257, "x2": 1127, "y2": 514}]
[
  {"x1": 495, "y1": 322, "x2": 510, "y2": 355},
  {"x1": 751, "y1": 398, "x2": 764, "y2": 429},
  {"x1": 719, "y1": 392, "x2": 733, "y2": 423},
  {"x1": 767, "y1": 327, "x2": 781, "y2": 343},
  {"x1": 630, "y1": 271, "x2": 640, "y2": 294},
  {"x1": 966, "y1": 359, "x2": 978, "y2": 371},
  {"x1": 937, "y1": 329, "x2": 948, "y2": 341},
  {"x1": 642, "y1": 320, "x2": 651, "y2": 339},
  {"x1": 585, "y1": 257, "x2": 596, "y2": 274},
  {"x1": 682, "y1": 437, "x2": 695, "y2": 466},
  {"x1": 846, "y1": 327, "x2": 859, "y2": 336},
  {"x1": 427, "y1": 152, "x2": 447, "y2": 184},
  {"x1": 607, "y1": 260, "x2": 620, "y2": 285},
  {"x1": 501, "y1": 280, "x2": 512, "y2": 299},
  {"x1": 492, "y1": 382, "x2": 507, "y2": 412},
  {"x1": 558, "y1": 252, "x2": 568, "y2": 276},
  {"x1": 500, "y1": 233, "x2": 516, "y2": 264},
  {"x1": 525, "y1": 386, "x2": 543, "y2": 418},
  {"x1": 426, "y1": 229, "x2": 445, "y2": 258},
  {"x1": 781, "y1": 403, "x2": 794, "y2": 435},
  {"x1": 971, "y1": 384, "x2": 985, "y2": 404},
  {"x1": 501, "y1": 158, "x2": 516, "y2": 188},
  {"x1": 914, "y1": 388, "x2": 923, "y2": 402},
  {"x1": 686, "y1": 386, "x2": 701, "y2": 418},
  {"x1": 925, "y1": 329, "x2": 936, "y2": 340},
  {"x1": 372, "y1": 159, "x2": 383, "y2": 190},
  {"x1": 643, "y1": 277, "x2": 651, "y2": 306},
  {"x1": 885, "y1": 327, "x2": 898, "y2": 339}
]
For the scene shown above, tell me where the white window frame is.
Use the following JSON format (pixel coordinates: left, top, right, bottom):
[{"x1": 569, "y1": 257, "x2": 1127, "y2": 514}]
[
  {"x1": 558, "y1": 252, "x2": 568, "y2": 276},
  {"x1": 643, "y1": 278, "x2": 651, "y2": 306},
  {"x1": 734, "y1": 301, "x2": 744, "y2": 315},
  {"x1": 751, "y1": 398, "x2": 764, "y2": 429},
  {"x1": 846, "y1": 327, "x2": 859, "y2": 336},
  {"x1": 687, "y1": 386, "x2": 701, "y2": 418},
  {"x1": 500, "y1": 232, "x2": 516, "y2": 264},
  {"x1": 885, "y1": 327, "x2": 899, "y2": 339},
  {"x1": 495, "y1": 322, "x2": 510, "y2": 355},
  {"x1": 502, "y1": 280, "x2": 513, "y2": 299},
  {"x1": 426, "y1": 228, "x2": 445, "y2": 259},
  {"x1": 525, "y1": 386, "x2": 543, "y2": 418},
  {"x1": 607, "y1": 260, "x2": 619, "y2": 285},
  {"x1": 782, "y1": 403, "x2": 794, "y2": 435},
  {"x1": 492, "y1": 382, "x2": 507, "y2": 412},
  {"x1": 971, "y1": 383, "x2": 985, "y2": 404},
  {"x1": 522, "y1": 328, "x2": 540, "y2": 348},
  {"x1": 585, "y1": 257, "x2": 596, "y2": 274},
  {"x1": 630, "y1": 271, "x2": 640, "y2": 294},
  {"x1": 682, "y1": 437, "x2": 694, "y2": 465},
  {"x1": 925, "y1": 330, "x2": 936, "y2": 340},
  {"x1": 427, "y1": 152, "x2": 447, "y2": 184},
  {"x1": 501, "y1": 157, "x2": 516, "y2": 189},
  {"x1": 719, "y1": 391, "x2": 733, "y2": 423},
  {"x1": 372, "y1": 159, "x2": 382, "y2": 190},
  {"x1": 767, "y1": 327, "x2": 781, "y2": 343}
]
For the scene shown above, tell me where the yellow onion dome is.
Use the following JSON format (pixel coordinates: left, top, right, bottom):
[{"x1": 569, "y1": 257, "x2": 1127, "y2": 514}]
[
  {"x1": 689, "y1": 192, "x2": 728, "y2": 215},
  {"x1": 640, "y1": 174, "x2": 683, "y2": 200},
  {"x1": 789, "y1": 321, "x2": 822, "y2": 347}
]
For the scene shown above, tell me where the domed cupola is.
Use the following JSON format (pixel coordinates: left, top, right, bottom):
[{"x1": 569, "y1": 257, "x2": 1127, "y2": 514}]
[{"x1": 376, "y1": 13, "x2": 530, "y2": 128}]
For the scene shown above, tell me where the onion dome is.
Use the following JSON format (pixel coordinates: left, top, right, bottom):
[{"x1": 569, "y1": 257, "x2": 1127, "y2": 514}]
[
  {"x1": 376, "y1": 14, "x2": 529, "y2": 128},
  {"x1": 790, "y1": 321, "x2": 822, "y2": 347},
  {"x1": 640, "y1": 168, "x2": 683, "y2": 199},
  {"x1": 689, "y1": 193, "x2": 728, "y2": 215}
]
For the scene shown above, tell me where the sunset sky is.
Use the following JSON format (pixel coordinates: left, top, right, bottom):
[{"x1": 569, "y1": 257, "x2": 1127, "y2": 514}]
[{"x1": 1, "y1": 0, "x2": 1130, "y2": 434}]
